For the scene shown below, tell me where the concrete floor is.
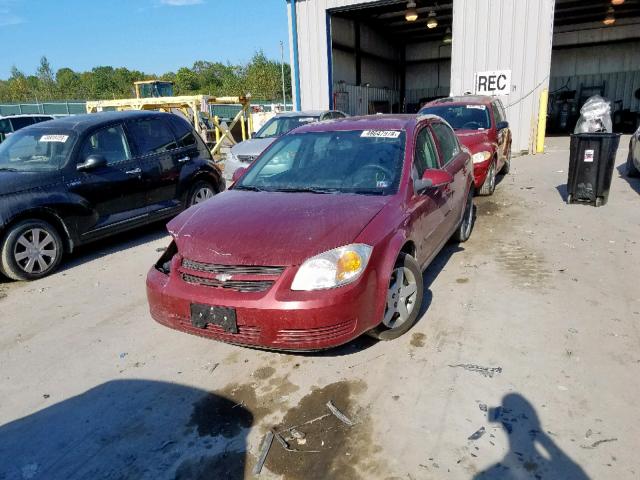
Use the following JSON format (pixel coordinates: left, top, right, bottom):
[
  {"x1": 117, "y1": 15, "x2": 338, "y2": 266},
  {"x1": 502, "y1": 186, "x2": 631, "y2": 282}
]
[{"x1": 0, "y1": 136, "x2": 638, "y2": 480}]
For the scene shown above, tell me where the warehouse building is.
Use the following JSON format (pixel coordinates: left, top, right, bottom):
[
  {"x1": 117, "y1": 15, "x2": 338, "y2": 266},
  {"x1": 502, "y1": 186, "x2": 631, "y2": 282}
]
[{"x1": 286, "y1": 0, "x2": 640, "y2": 153}]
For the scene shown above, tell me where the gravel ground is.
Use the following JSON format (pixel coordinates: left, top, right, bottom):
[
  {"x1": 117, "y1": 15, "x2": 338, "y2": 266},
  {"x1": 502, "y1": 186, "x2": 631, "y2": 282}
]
[{"x1": 0, "y1": 135, "x2": 638, "y2": 480}]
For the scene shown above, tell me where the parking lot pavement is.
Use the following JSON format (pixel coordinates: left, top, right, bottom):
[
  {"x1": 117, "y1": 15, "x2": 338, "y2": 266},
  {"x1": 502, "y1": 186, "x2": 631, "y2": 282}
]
[{"x1": 0, "y1": 136, "x2": 638, "y2": 479}]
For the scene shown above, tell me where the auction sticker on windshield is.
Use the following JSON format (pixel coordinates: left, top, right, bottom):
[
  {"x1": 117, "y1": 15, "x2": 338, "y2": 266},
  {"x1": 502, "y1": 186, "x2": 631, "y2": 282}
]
[
  {"x1": 361, "y1": 130, "x2": 401, "y2": 138},
  {"x1": 39, "y1": 135, "x2": 69, "y2": 143},
  {"x1": 466, "y1": 105, "x2": 486, "y2": 110}
]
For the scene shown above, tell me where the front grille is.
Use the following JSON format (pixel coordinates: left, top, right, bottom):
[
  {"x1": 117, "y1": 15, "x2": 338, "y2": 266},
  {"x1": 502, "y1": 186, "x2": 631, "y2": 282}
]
[
  {"x1": 237, "y1": 155, "x2": 256, "y2": 163},
  {"x1": 181, "y1": 273, "x2": 274, "y2": 293},
  {"x1": 176, "y1": 316, "x2": 262, "y2": 343},
  {"x1": 182, "y1": 259, "x2": 285, "y2": 276}
]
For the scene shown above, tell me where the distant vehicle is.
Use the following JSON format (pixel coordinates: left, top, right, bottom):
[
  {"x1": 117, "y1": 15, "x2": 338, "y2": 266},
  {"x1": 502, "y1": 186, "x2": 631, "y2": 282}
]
[
  {"x1": 134, "y1": 80, "x2": 175, "y2": 99},
  {"x1": 0, "y1": 111, "x2": 225, "y2": 281},
  {"x1": 0, "y1": 114, "x2": 54, "y2": 143},
  {"x1": 420, "y1": 95, "x2": 512, "y2": 195},
  {"x1": 147, "y1": 114, "x2": 475, "y2": 351},
  {"x1": 627, "y1": 125, "x2": 640, "y2": 177},
  {"x1": 223, "y1": 110, "x2": 348, "y2": 180}
]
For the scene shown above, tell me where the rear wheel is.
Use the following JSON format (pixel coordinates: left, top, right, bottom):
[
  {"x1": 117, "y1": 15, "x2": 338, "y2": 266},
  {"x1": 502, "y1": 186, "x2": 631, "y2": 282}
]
[
  {"x1": 627, "y1": 145, "x2": 639, "y2": 177},
  {"x1": 368, "y1": 253, "x2": 424, "y2": 341},
  {"x1": 188, "y1": 180, "x2": 216, "y2": 207},
  {"x1": 0, "y1": 220, "x2": 64, "y2": 281},
  {"x1": 479, "y1": 160, "x2": 497, "y2": 196},
  {"x1": 453, "y1": 189, "x2": 475, "y2": 243}
]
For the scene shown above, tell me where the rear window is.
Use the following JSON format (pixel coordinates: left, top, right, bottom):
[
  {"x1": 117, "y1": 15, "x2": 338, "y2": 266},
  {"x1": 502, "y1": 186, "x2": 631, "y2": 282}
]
[
  {"x1": 420, "y1": 104, "x2": 491, "y2": 130},
  {"x1": 9, "y1": 117, "x2": 35, "y2": 131},
  {"x1": 0, "y1": 119, "x2": 11, "y2": 134}
]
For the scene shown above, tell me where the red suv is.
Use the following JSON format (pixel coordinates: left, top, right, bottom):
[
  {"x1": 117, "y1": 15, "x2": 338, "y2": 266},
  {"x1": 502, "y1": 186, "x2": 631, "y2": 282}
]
[
  {"x1": 147, "y1": 115, "x2": 474, "y2": 351},
  {"x1": 420, "y1": 96, "x2": 512, "y2": 195}
]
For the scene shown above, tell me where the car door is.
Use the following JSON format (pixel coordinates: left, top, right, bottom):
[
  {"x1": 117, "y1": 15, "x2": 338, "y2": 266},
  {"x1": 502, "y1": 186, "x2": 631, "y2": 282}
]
[
  {"x1": 431, "y1": 121, "x2": 467, "y2": 232},
  {"x1": 408, "y1": 125, "x2": 450, "y2": 267},
  {"x1": 125, "y1": 116, "x2": 182, "y2": 215},
  {"x1": 66, "y1": 123, "x2": 147, "y2": 237}
]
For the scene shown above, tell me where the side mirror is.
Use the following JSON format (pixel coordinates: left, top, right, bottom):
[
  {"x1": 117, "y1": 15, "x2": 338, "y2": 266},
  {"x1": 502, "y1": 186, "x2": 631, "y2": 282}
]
[
  {"x1": 77, "y1": 154, "x2": 107, "y2": 171},
  {"x1": 232, "y1": 167, "x2": 247, "y2": 183},
  {"x1": 414, "y1": 169, "x2": 453, "y2": 192},
  {"x1": 496, "y1": 121, "x2": 509, "y2": 131}
]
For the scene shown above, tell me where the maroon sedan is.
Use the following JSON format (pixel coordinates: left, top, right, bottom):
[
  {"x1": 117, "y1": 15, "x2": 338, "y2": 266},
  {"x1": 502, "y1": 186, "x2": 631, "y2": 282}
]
[
  {"x1": 420, "y1": 95, "x2": 512, "y2": 195},
  {"x1": 147, "y1": 115, "x2": 475, "y2": 350}
]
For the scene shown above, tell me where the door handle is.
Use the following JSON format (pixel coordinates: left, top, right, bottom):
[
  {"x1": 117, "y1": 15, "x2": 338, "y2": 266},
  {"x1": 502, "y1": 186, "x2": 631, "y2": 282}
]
[
  {"x1": 125, "y1": 168, "x2": 141, "y2": 175},
  {"x1": 177, "y1": 156, "x2": 190, "y2": 163}
]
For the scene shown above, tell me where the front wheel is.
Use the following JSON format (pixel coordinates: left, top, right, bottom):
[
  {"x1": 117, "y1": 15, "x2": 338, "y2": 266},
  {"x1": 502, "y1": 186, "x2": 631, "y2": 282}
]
[
  {"x1": 0, "y1": 220, "x2": 64, "y2": 281},
  {"x1": 368, "y1": 253, "x2": 424, "y2": 341},
  {"x1": 188, "y1": 180, "x2": 216, "y2": 207},
  {"x1": 627, "y1": 146, "x2": 639, "y2": 177}
]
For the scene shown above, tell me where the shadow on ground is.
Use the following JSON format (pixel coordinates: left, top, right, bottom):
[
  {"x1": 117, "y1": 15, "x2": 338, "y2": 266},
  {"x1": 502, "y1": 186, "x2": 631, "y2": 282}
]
[
  {"x1": 0, "y1": 380, "x2": 251, "y2": 480},
  {"x1": 616, "y1": 163, "x2": 640, "y2": 195},
  {"x1": 474, "y1": 393, "x2": 590, "y2": 480}
]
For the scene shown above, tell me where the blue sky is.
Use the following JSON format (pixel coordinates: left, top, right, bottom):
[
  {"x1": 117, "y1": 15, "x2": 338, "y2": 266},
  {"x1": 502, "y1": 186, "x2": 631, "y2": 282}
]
[{"x1": 0, "y1": 0, "x2": 290, "y2": 78}]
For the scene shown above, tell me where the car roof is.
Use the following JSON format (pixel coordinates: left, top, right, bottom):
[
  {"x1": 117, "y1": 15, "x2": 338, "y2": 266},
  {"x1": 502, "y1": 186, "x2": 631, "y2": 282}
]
[
  {"x1": 425, "y1": 95, "x2": 495, "y2": 106},
  {"x1": 25, "y1": 110, "x2": 174, "y2": 133},
  {"x1": 290, "y1": 114, "x2": 425, "y2": 134},
  {"x1": 276, "y1": 110, "x2": 330, "y2": 118},
  {"x1": 1, "y1": 114, "x2": 54, "y2": 119}
]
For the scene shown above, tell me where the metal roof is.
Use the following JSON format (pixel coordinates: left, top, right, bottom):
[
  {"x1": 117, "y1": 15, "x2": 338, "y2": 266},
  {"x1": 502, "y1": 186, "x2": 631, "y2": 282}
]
[{"x1": 28, "y1": 110, "x2": 170, "y2": 132}]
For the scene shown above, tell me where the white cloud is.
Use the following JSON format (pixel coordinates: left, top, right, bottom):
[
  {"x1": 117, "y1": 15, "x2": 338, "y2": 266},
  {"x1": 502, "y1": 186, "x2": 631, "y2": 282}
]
[{"x1": 160, "y1": 0, "x2": 203, "y2": 6}]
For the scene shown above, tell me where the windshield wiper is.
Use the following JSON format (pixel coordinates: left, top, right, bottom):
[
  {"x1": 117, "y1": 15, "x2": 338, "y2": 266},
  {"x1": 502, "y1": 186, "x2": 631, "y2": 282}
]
[
  {"x1": 0, "y1": 167, "x2": 17, "y2": 172},
  {"x1": 234, "y1": 185, "x2": 264, "y2": 192},
  {"x1": 271, "y1": 187, "x2": 339, "y2": 194}
]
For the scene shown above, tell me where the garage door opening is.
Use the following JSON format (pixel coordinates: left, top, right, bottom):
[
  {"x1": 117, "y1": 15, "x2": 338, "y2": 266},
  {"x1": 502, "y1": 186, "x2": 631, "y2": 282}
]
[
  {"x1": 548, "y1": 0, "x2": 640, "y2": 135},
  {"x1": 328, "y1": 1, "x2": 453, "y2": 116}
]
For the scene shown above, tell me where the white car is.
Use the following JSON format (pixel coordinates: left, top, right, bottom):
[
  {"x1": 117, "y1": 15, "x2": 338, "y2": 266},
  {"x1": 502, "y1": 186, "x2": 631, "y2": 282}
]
[
  {"x1": 224, "y1": 110, "x2": 347, "y2": 180},
  {"x1": 627, "y1": 125, "x2": 640, "y2": 177}
]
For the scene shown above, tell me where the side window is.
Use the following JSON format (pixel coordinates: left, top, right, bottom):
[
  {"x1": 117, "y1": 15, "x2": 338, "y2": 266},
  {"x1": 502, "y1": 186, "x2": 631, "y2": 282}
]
[
  {"x1": 11, "y1": 117, "x2": 34, "y2": 130},
  {"x1": 80, "y1": 125, "x2": 132, "y2": 165},
  {"x1": 414, "y1": 128, "x2": 440, "y2": 177},
  {"x1": 491, "y1": 102, "x2": 503, "y2": 125},
  {"x1": 167, "y1": 115, "x2": 197, "y2": 148},
  {"x1": 431, "y1": 122, "x2": 459, "y2": 165},
  {"x1": 127, "y1": 118, "x2": 178, "y2": 156},
  {"x1": 253, "y1": 137, "x2": 302, "y2": 179}
]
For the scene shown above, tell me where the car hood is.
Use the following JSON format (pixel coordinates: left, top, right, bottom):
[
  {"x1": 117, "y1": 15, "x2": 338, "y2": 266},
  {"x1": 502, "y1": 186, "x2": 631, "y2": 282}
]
[
  {"x1": 454, "y1": 130, "x2": 493, "y2": 151},
  {"x1": 167, "y1": 190, "x2": 389, "y2": 266},
  {"x1": 230, "y1": 137, "x2": 277, "y2": 157},
  {"x1": 0, "y1": 170, "x2": 59, "y2": 196}
]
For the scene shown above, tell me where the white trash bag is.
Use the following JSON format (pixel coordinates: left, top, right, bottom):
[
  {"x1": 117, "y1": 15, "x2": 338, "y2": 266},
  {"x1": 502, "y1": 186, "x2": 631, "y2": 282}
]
[{"x1": 574, "y1": 95, "x2": 612, "y2": 134}]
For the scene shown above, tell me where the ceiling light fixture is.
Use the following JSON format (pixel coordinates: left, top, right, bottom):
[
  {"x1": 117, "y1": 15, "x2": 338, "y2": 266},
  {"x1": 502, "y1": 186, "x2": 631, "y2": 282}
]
[
  {"x1": 603, "y1": 6, "x2": 616, "y2": 25},
  {"x1": 426, "y1": 11, "x2": 438, "y2": 29},
  {"x1": 443, "y1": 27, "x2": 452, "y2": 44},
  {"x1": 611, "y1": 0, "x2": 624, "y2": 5},
  {"x1": 405, "y1": 1, "x2": 418, "y2": 22}
]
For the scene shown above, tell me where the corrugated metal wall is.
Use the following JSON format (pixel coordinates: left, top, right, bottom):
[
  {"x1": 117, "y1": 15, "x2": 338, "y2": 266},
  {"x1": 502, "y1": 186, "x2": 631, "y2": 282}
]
[
  {"x1": 450, "y1": 0, "x2": 555, "y2": 152},
  {"x1": 289, "y1": 0, "x2": 556, "y2": 153}
]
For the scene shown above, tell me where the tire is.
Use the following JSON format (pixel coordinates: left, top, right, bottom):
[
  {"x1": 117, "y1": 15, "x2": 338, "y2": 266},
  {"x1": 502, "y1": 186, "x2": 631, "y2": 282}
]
[
  {"x1": 627, "y1": 145, "x2": 639, "y2": 177},
  {"x1": 1, "y1": 219, "x2": 64, "y2": 281},
  {"x1": 499, "y1": 149, "x2": 511, "y2": 175},
  {"x1": 479, "y1": 160, "x2": 497, "y2": 196},
  {"x1": 453, "y1": 189, "x2": 475, "y2": 243},
  {"x1": 187, "y1": 180, "x2": 217, "y2": 207},
  {"x1": 367, "y1": 253, "x2": 424, "y2": 341},
  {"x1": 567, "y1": 194, "x2": 573, "y2": 204}
]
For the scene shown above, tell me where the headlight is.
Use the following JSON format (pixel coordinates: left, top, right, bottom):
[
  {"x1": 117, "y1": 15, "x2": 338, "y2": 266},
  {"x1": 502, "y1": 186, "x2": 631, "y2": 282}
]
[
  {"x1": 291, "y1": 244, "x2": 373, "y2": 291},
  {"x1": 472, "y1": 151, "x2": 492, "y2": 164}
]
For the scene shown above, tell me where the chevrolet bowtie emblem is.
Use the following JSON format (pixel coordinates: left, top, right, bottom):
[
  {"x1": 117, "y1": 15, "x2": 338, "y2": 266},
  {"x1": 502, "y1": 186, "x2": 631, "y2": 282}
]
[{"x1": 215, "y1": 274, "x2": 232, "y2": 282}]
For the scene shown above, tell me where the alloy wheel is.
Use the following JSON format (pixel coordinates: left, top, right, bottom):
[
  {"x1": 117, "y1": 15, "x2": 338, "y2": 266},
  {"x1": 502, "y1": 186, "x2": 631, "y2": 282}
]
[
  {"x1": 192, "y1": 186, "x2": 214, "y2": 204},
  {"x1": 13, "y1": 228, "x2": 58, "y2": 274},
  {"x1": 383, "y1": 266, "x2": 418, "y2": 328}
]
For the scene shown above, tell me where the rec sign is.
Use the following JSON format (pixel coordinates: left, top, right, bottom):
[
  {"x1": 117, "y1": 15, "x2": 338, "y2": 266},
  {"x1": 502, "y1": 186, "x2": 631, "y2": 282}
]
[{"x1": 474, "y1": 70, "x2": 511, "y2": 95}]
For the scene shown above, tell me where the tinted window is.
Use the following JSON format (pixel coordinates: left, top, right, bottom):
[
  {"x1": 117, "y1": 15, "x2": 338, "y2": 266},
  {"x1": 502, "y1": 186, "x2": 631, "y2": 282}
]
[
  {"x1": 10, "y1": 117, "x2": 35, "y2": 131},
  {"x1": 414, "y1": 128, "x2": 439, "y2": 177},
  {"x1": 491, "y1": 102, "x2": 504, "y2": 124},
  {"x1": 80, "y1": 125, "x2": 132, "y2": 166},
  {"x1": 420, "y1": 104, "x2": 491, "y2": 130},
  {"x1": 33, "y1": 116, "x2": 53, "y2": 124},
  {"x1": 127, "y1": 118, "x2": 178, "y2": 156},
  {"x1": 0, "y1": 128, "x2": 76, "y2": 171},
  {"x1": 431, "y1": 123, "x2": 459, "y2": 165},
  {"x1": 167, "y1": 115, "x2": 197, "y2": 148},
  {"x1": 0, "y1": 118, "x2": 11, "y2": 134}
]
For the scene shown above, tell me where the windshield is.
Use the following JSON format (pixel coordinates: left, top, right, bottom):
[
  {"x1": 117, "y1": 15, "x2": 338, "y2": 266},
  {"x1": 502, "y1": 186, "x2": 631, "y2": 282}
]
[
  {"x1": 254, "y1": 115, "x2": 319, "y2": 139},
  {"x1": 0, "y1": 128, "x2": 76, "y2": 172},
  {"x1": 237, "y1": 129, "x2": 406, "y2": 195},
  {"x1": 421, "y1": 104, "x2": 491, "y2": 130}
]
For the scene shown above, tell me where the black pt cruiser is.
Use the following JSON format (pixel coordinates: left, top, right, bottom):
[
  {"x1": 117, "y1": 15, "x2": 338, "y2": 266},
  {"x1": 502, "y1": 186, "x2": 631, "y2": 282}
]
[{"x1": 0, "y1": 111, "x2": 225, "y2": 281}]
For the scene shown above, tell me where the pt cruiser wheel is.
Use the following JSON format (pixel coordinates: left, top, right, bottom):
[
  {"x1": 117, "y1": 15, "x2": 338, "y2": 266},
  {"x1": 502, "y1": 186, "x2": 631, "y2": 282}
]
[
  {"x1": 188, "y1": 181, "x2": 216, "y2": 206},
  {"x1": 1, "y1": 220, "x2": 64, "y2": 281},
  {"x1": 368, "y1": 253, "x2": 424, "y2": 340}
]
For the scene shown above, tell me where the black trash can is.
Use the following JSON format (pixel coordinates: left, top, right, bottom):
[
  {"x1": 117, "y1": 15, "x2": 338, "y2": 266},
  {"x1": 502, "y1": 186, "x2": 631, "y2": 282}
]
[{"x1": 567, "y1": 133, "x2": 621, "y2": 207}]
